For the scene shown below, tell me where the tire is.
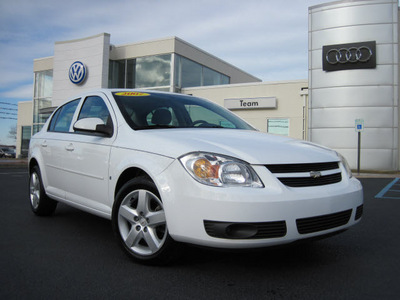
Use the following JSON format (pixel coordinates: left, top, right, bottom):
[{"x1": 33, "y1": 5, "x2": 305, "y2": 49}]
[
  {"x1": 29, "y1": 166, "x2": 58, "y2": 216},
  {"x1": 112, "y1": 177, "x2": 181, "y2": 265}
]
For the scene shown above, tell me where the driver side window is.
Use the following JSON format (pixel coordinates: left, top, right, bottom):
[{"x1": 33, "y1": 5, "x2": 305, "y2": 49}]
[{"x1": 78, "y1": 96, "x2": 111, "y2": 124}]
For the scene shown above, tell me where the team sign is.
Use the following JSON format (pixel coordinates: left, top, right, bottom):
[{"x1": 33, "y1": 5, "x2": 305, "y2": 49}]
[{"x1": 224, "y1": 97, "x2": 277, "y2": 110}]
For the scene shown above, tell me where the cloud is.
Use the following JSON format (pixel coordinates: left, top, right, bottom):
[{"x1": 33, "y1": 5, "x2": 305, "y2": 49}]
[
  {"x1": 0, "y1": 0, "x2": 323, "y2": 92},
  {"x1": 0, "y1": 84, "x2": 33, "y2": 100}
]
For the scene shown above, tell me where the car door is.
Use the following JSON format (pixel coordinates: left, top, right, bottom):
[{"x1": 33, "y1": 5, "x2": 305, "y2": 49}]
[
  {"x1": 41, "y1": 98, "x2": 81, "y2": 200},
  {"x1": 61, "y1": 93, "x2": 116, "y2": 216}
]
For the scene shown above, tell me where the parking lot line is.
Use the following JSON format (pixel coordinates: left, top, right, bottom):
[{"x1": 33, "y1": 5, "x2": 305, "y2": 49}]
[{"x1": 375, "y1": 178, "x2": 400, "y2": 199}]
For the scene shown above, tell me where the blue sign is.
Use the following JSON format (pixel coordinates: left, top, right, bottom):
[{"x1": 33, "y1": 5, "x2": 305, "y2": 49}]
[
  {"x1": 355, "y1": 119, "x2": 364, "y2": 132},
  {"x1": 69, "y1": 61, "x2": 87, "y2": 85}
]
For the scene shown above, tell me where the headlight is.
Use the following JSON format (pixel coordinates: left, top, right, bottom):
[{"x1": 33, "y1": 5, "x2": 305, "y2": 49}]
[
  {"x1": 337, "y1": 152, "x2": 352, "y2": 178},
  {"x1": 179, "y1": 152, "x2": 264, "y2": 188}
]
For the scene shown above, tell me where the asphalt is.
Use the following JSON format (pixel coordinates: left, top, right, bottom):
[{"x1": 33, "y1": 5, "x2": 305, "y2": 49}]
[{"x1": 1, "y1": 169, "x2": 400, "y2": 299}]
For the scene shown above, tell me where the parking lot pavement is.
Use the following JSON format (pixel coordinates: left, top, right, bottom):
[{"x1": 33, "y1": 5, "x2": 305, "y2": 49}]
[{"x1": 1, "y1": 169, "x2": 399, "y2": 299}]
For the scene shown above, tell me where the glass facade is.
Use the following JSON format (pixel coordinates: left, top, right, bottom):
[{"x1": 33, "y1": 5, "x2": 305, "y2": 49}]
[
  {"x1": 109, "y1": 54, "x2": 172, "y2": 90},
  {"x1": 33, "y1": 70, "x2": 53, "y2": 134},
  {"x1": 174, "y1": 55, "x2": 230, "y2": 89},
  {"x1": 20, "y1": 126, "x2": 31, "y2": 158},
  {"x1": 136, "y1": 55, "x2": 171, "y2": 88},
  {"x1": 109, "y1": 54, "x2": 230, "y2": 91},
  {"x1": 108, "y1": 60, "x2": 126, "y2": 88}
]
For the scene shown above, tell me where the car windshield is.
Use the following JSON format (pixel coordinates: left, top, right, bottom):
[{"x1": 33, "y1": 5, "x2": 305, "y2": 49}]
[{"x1": 112, "y1": 91, "x2": 256, "y2": 131}]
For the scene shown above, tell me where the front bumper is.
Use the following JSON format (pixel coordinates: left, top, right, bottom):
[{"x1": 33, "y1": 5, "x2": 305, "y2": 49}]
[{"x1": 156, "y1": 160, "x2": 363, "y2": 249}]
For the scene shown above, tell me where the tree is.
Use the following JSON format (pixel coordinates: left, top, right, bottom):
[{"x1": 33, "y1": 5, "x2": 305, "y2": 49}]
[{"x1": 8, "y1": 125, "x2": 17, "y2": 141}]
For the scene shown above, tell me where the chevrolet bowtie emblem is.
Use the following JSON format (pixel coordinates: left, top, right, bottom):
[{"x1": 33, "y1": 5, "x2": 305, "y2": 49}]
[{"x1": 310, "y1": 171, "x2": 321, "y2": 179}]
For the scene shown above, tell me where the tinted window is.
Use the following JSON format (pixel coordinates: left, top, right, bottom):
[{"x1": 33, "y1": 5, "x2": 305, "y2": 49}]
[
  {"x1": 184, "y1": 104, "x2": 236, "y2": 128},
  {"x1": 112, "y1": 92, "x2": 255, "y2": 131},
  {"x1": 78, "y1": 96, "x2": 110, "y2": 124},
  {"x1": 48, "y1": 99, "x2": 80, "y2": 132}
]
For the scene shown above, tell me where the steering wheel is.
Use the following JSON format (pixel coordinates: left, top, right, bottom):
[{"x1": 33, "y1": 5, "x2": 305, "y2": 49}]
[{"x1": 192, "y1": 120, "x2": 211, "y2": 127}]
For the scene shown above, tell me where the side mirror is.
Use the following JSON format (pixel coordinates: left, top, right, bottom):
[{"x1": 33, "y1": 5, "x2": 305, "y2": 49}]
[{"x1": 73, "y1": 118, "x2": 113, "y2": 137}]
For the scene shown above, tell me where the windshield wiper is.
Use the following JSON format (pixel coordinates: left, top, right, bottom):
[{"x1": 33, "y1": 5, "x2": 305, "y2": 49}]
[{"x1": 135, "y1": 125, "x2": 178, "y2": 130}]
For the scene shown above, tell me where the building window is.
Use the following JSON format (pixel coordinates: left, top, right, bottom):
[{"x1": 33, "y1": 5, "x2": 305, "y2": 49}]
[
  {"x1": 203, "y1": 67, "x2": 221, "y2": 86},
  {"x1": 20, "y1": 126, "x2": 31, "y2": 158},
  {"x1": 34, "y1": 70, "x2": 52, "y2": 99},
  {"x1": 108, "y1": 60, "x2": 126, "y2": 88},
  {"x1": 174, "y1": 55, "x2": 230, "y2": 89},
  {"x1": 109, "y1": 54, "x2": 229, "y2": 91},
  {"x1": 267, "y1": 119, "x2": 289, "y2": 136},
  {"x1": 179, "y1": 56, "x2": 202, "y2": 88},
  {"x1": 135, "y1": 55, "x2": 171, "y2": 88},
  {"x1": 109, "y1": 55, "x2": 171, "y2": 90},
  {"x1": 33, "y1": 70, "x2": 53, "y2": 134}
]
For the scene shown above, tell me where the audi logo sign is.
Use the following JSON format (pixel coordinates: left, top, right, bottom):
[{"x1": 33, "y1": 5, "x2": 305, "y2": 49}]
[{"x1": 322, "y1": 41, "x2": 376, "y2": 72}]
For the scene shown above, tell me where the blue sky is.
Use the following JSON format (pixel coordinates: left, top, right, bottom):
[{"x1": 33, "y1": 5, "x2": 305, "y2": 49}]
[{"x1": 0, "y1": 0, "x2": 324, "y2": 145}]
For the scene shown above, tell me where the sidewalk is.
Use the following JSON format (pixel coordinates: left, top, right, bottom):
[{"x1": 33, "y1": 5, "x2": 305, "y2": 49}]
[
  {"x1": 0, "y1": 159, "x2": 28, "y2": 168},
  {"x1": 355, "y1": 172, "x2": 400, "y2": 178}
]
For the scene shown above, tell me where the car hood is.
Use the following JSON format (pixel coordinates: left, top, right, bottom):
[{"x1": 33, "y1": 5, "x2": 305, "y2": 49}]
[{"x1": 120, "y1": 128, "x2": 339, "y2": 165}]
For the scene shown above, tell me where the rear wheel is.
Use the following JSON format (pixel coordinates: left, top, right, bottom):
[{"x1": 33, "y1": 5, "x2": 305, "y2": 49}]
[
  {"x1": 112, "y1": 177, "x2": 181, "y2": 265},
  {"x1": 29, "y1": 166, "x2": 57, "y2": 216}
]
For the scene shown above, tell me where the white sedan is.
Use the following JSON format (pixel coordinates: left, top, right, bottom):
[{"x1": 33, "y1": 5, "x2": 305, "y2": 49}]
[{"x1": 29, "y1": 89, "x2": 363, "y2": 264}]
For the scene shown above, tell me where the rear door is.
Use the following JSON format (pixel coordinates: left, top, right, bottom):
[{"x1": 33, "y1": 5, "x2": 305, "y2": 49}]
[{"x1": 41, "y1": 98, "x2": 80, "y2": 200}]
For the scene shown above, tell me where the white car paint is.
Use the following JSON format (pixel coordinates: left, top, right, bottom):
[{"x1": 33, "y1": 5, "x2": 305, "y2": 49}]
[{"x1": 29, "y1": 89, "x2": 363, "y2": 262}]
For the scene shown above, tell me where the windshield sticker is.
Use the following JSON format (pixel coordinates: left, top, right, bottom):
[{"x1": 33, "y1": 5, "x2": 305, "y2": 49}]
[{"x1": 115, "y1": 92, "x2": 150, "y2": 97}]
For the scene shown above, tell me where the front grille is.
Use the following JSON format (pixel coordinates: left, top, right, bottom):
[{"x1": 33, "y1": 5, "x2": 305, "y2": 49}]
[
  {"x1": 296, "y1": 209, "x2": 352, "y2": 234},
  {"x1": 266, "y1": 162, "x2": 339, "y2": 173},
  {"x1": 204, "y1": 220, "x2": 287, "y2": 240},
  {"x1": 265, "y1": 162, "x2": 342, "y2": 187},
  {"x1": 279, "y1": 173, "x2": 342, "y2": 187}
]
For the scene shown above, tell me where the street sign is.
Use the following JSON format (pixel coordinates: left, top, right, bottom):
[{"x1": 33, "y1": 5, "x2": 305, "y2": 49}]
[{"x1": 355, "y1": 119, "x2": 364, "y2": 132}]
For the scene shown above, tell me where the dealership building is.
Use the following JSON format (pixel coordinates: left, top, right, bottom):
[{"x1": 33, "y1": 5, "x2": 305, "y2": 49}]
[{"x1": 17, "y1": 0, "x2": 399, "y2": 171}]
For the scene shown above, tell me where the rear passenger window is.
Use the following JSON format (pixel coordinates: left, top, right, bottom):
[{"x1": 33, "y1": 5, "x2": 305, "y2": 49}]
[{"x1": 48, "y1": 99, "x2": 80, "y2": 132}]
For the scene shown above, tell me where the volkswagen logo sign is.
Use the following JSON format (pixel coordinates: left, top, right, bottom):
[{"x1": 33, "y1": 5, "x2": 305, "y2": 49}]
[{"x1": 69, "y1": 61, "x2": 87, "y2": 85}]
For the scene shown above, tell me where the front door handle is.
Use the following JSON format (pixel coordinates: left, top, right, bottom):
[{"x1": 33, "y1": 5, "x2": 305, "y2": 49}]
[{"x1": 65, "y1": 143, "x2": 74, "y2": 152}]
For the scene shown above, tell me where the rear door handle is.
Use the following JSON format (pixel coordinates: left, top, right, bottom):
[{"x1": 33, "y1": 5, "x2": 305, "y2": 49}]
[
  {"x1": 65, "y1": 143, "x2": 74, "y2": 152},
  {"x1": 41, "y1": 141, "x2": 47, "y2": 148}
]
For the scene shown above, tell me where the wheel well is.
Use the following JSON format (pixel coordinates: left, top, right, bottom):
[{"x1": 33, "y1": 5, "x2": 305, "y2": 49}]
[
  {"x1": 29, "y1": 158, "x2": 39, "y2": 173},
  {"x1": 115, "y1": 167, "x2": 152, "y2": 197}
]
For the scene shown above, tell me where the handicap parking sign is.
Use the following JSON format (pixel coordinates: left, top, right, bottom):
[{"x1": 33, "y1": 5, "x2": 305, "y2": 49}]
[{"x1": 355, "y1": 119, "x2": 364, "y2": 132}]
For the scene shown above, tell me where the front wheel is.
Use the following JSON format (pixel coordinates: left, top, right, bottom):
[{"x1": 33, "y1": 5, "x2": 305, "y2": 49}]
[
  {"x1": 29, "y1": 166, "x2": 57, "y2": 216},
  {"x1": 112, "y1": 177, "x2": 181, "y2": 265}
]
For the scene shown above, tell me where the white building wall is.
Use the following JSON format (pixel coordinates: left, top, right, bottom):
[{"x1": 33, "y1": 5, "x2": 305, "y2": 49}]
[
  {"x1": 183, "y1": 80, "x2": 308, "y2": 140},
  {"x1": 52, "y1": 33, "x2": 110, "y2": 106},
  {"x1": 16, "y1": 101, "x2": 32, "y2": 157},
  {"x1": 308, "y1": 0, "x2": 399, "y2": 171}
]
